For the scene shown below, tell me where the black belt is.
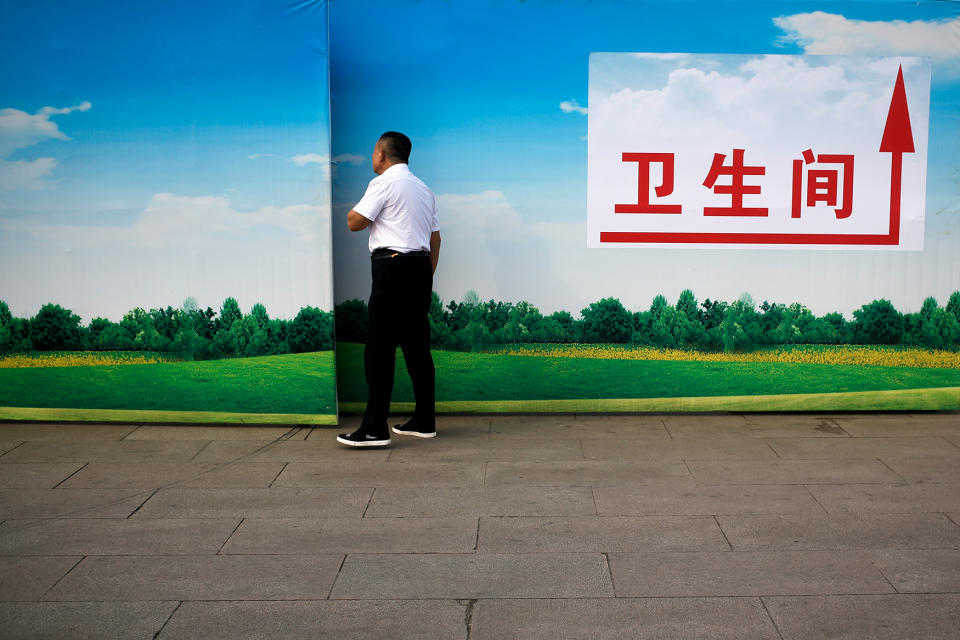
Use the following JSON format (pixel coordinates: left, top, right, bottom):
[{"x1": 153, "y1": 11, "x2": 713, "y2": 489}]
[{"x1": 371, "y1": 248, "x2": 429, "y2": 260}]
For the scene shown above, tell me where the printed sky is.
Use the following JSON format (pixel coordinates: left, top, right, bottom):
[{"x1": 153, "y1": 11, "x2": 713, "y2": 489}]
[
  {"x1": 330, "y1": 0, "x2": 960, "y2": 317},
  {"x1": 0, "y1": 0, "x2": 333, "y2": 321}
]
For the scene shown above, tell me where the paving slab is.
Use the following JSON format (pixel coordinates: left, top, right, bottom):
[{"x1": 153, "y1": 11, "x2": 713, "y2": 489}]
[
  {"x1": 478, "y1": 515, "x2": 728, "y2": 552},
  {"x1": 158, "y1": 600, "x2": 466, "y2": 640},
  {"x1": 273, "y1": 460, "x2": 486, "y2": 487},
  {"x1": 594, "y1": 484, "x2": 823, "y2": 516},
  {"x1": 0, "y1": 601, "x2": 177, "y2": 640},
  {"x1": 0, "y1": 423, "x2": 137, "y2": 440},
  {"x1": 0, "y1": 488, "x2": 149, "y2": 519},
  {"x1": 330, "y1": 553, "x2": 615, "y2": 599},
  {"x1": 767, "y1": 436, "x2": 960, "y2": 460},
  {"x1": 485, "y1": 461, "x2": 692, "y2": 485},
  {"x1": 190, "y1": 439, "x2": 393, "y2": 463},
  {"x1": 0, "y1": 440, "x2": 210, "y2": 463},
  {"x1": 365, "y1": 485, "x2": 597, "y2": 517},
  {"x1": 471, "y1": 597, "x2": 779, "y2": 640},
  {"x1": 831, "y1": 413, "x2": 960, "y2": 436},
  {"x1": 0, "y1": 462, "x2": 85, "y2": 488},
  {"x1": 808, "y1": 483, "x2": 960, "y2": 514},
  {"x1": 870, "y1": 549, "x2": 960, "y2": 593},
  {"x1": 132, "y1": 487, "x2": 372, "y2": 518},
  {"x1": 123, "y1": 425, "x2": 308, "y2": 440},
  {"x1": 491, "y1": 416, "x2": 669, "y2": 439},
  {"x1": 219, "y1": 516, "x2": 478, "y2": 554},
  {"x1": 58, "y1": 461, "x2": 285, "y2": 489},
  {"x1": 664, "y1": 415, "x2": 848, "y2": 438},
  {"x1": 882, "y1": 457, "x2": 960, "y2": 483},
  {"x1": 45, "y1": 554, "x2": 343, "y2": 601},
  {"x1": 718, "y1": 513, "x2": 960, "y2": 550},
  {"x1": 763, "y1": 594, "x2": 960, "y2": 640},
  {"x1": 0, "y1": 517, "x2": 240, "y2": 555},
  {"x1": 608, "y1": 551, "x2": 893, "y2": 597},
  {"x1": 688, "y1": 459, "x2": 904, "y2": 484},
  {"x1": 0, "y1": 556, "x2": 82, "y2": 601},
  {"x1": 582, "y1": 437, "x2": 777, "y2": 461},
  {"x1": 387, "y1": 436, "x2": 584, "y2": 461}
]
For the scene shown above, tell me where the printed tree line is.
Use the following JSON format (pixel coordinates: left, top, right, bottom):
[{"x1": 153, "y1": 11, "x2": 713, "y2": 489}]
[
  {"x1": 335, "y1": 289, "x2": 960, "y2": 353},
  {"x1": 0, "y1": 297, "x2": 334, "y2": 359}
]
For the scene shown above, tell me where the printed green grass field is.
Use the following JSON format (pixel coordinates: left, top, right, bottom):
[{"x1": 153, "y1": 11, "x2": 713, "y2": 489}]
[
  {"x1": 0, "y1": 351, "x2": 337, "y2": 417},
  {"x1": 335, "y1": 342, "x2": 960, "y2": 410}
]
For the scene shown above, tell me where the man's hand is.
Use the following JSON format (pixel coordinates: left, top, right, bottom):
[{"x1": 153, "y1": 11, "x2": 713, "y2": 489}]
[
  {"x1": 429, "y1": 231, "x2": 441, "y2": 273},
  {"x1": 347, "y1": 209, "x2": 371, "y2": 231}
]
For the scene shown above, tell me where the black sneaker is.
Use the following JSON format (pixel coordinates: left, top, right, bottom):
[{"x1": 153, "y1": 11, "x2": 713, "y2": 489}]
[
  {"x1": 336, "y1": 429, "x2": 390, "y2": 447},
  {"x1": 391, "y1": 422, "x2": 437, "y2": 438}
]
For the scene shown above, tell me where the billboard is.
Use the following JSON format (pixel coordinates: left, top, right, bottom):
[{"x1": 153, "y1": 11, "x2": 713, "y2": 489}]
[
  {"x1": 0, "y1": 1, "x2": 339, "y2": 423},
  {"x1": 331, "y1": 1, "x2": 959, "y2": 412}
]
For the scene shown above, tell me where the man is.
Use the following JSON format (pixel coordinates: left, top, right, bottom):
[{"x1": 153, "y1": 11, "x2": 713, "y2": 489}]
[{"x1": 337, "y1": 131, "x2": 441, "y2": 447}]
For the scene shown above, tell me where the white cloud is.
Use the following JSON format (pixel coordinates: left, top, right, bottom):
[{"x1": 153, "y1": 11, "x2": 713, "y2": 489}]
[
  {"x1": 560, "y1": 99, "x2": 588, "y2": 115},
  {"x1": 247, "y1": 153, "x2": 274, "y2": 160},
  {"x1": 631, "y1": 53, "x2": 689, "y2": 61},
  {"x1": 332, "y1": 153, "x2": 365, "y2": 165},
  {"x1": 291, "y1": 153, "x2": 328, "y2": 166},
  {"x1": 774, "y1": 12, "x2": 960, "y2": 60},
  {"x1": 2, "y1": 192, "x2": 329, "y2": 250},
  {"x1": 0, "y1": 102, "x2": 90, "y2": 190},
  {"x1": 0, "y1": 157, "x2": 57, "y2": 190}
]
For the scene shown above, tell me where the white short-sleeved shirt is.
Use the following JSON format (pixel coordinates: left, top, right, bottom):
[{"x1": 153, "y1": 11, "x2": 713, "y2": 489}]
[{"x1": 353, "y1": 163, "x2": 439, "y2": 253}]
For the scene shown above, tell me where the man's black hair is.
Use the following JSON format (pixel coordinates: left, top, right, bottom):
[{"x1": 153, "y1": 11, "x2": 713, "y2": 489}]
[{"x1": 378, "y1": 131, "x2": 412, "y2": 163}]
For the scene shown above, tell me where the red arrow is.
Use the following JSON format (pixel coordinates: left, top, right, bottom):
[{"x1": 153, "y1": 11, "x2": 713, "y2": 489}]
[{"x1": 879, "y1": 65, "x2": 915, "y2": 243}]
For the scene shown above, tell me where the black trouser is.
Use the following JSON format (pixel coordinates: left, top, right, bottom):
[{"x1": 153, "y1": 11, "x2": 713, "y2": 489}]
[{"x1": 360, "y1": 251, "x2": 435, "y2": 434}]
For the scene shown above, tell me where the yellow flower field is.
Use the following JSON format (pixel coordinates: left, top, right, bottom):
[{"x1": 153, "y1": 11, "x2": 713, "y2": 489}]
[
  {"x1": 493, "y1": 344, "x2": 960, "y2": 369},
  {"x1": 0, "y1": 351, "x2": 174, "y2": 368}
]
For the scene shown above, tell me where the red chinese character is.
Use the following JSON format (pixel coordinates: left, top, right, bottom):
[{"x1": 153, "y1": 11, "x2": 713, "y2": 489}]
[
  {"x1": 702, "y1": 148, "x2": 767, "y2": 217},
  {"x1": 615, "y1": 152, "x2": 682, "y2": 214},
  {"x1": 791, "y1": 149, "x2": 854, "y2": 219}
]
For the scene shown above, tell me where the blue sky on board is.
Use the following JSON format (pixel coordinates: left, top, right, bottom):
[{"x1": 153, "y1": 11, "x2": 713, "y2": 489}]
[
  {"x1": 0, "y1": 1, "x2": 958, "y2": 322},
  {"x1": 0, "y1": 0, "x2": 333, "y2": 320},
  {"x1": 330, "y1": 0, "x2": 960, "y2": 316}
]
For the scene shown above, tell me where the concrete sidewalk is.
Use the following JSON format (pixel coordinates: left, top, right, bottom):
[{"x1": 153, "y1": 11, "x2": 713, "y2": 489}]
[{"x1": 0, "y1": 413, "x2": 958, "y2": 639}]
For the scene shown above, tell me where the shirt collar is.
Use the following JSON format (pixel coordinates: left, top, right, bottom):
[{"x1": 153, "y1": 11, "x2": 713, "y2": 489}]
[{"x1": 381, "y1": 163, "x2": 410, "y2": 177}]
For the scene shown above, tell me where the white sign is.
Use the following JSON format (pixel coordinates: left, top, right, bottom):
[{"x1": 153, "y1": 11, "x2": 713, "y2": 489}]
[{"x1": 587, "y1": 53, "x2": 930, "y2": 250}]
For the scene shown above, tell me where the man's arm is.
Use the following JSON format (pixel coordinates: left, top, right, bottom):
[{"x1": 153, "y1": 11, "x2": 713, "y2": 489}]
[
  {"x1": 429, "y1": 231, "x2": 441, "y2": 273},
  {"x1": 347, "y1": 209, "x2": 371, "y2": 232}
]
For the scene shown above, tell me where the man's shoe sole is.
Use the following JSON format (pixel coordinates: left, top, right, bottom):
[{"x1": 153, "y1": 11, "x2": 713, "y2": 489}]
[
  {"x1": 391, "y1": 426, "x2": 437, "y2": 438},
  {"x1": 336, "y1": 436, "x2": 391, "y2": 447}
]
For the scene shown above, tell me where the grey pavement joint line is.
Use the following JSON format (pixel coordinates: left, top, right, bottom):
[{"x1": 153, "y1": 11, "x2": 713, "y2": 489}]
[
  {"x1": 590, "y1": 486, "x2": 599, "y2": 515},
  {"x1": 216, "y1": 519, "x2": 245, "y2": 555},
  {"x1": 764, "y1": 439, "x2": 781, "y2": 459},
  {"x1": 759, "y1": 596, "x2": 786, "y2": 640},
  {"x1": 945, "y1": 513, "x2": 960, "y2": 530},
  {"x1": 51, "y1": 462, "x2": 88, "y2": 489},
  {"x1": 361, "y1": 488, "x2": 376, "y2": 517},
  {"x1": 801, "y1": 484, "x2": 831, "y2": 515},
  {"x1": 327, "y1": 554, "x2": 348, "y2": 600},
  {"x1": 267, "y1": 462, "x2": 289, "y2": 488},
  {"x1": 874, "y1": 563, "x2": 902, "y2": 594},
  {"x1": 876, "y1": 458, "x2": 910, "y2": 484},
  {"x1": 0, "y1": 441, "x2": 26, "y2": 458},
  {"x1": 714, "y1": 515, "x2": 734, "y2": 550},
  {"x1": 474, "y1": 518, "x2": 480, "y2": 551},
  {"x1": 127, "y1": 488, "x2": 161, "y2": 519},
  {"x1": 38, "y1": 555, "x2": 86, "y2": 601},
  {"x1": 464, "y1": 598, "x2": 477, "y2": 640},
  {"x1": 152, "y1": 600, "x2": 182, "y2": 640},
  {"x1": 602, "y1": 552, "x2": 617, "y2": 597},
  {"x1": 187, "y1": 440, "x2": 213, "y2": 463}
]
